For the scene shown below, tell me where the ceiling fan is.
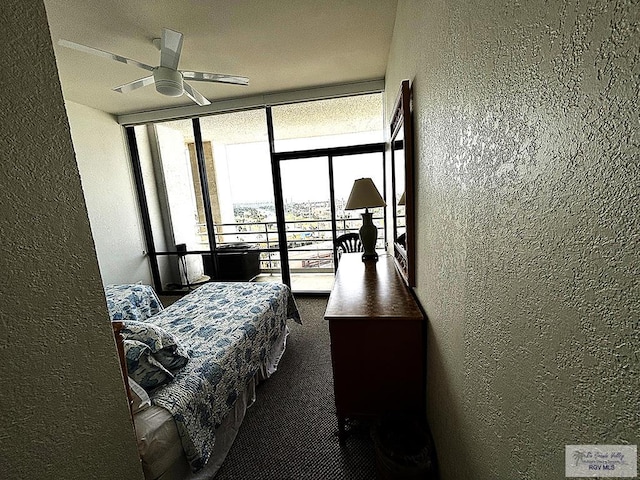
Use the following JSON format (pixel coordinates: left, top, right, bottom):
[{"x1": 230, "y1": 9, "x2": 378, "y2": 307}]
[{"x1": 58, "y1": 28, "x2": 249, "y2": 106}]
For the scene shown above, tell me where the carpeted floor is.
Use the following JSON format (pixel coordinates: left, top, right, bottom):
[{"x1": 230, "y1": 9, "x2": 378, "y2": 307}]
[{"x1": 213, "y1": 296, "x2": 377, "y2": 480}]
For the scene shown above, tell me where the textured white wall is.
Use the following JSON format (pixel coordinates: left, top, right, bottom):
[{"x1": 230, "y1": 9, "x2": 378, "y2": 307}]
[
  {"x1": 386, "y1": 1, "x2": 639, "y2": 478},
  {"x1": 66, "y1": 101, "x2": 152, "y2": 286},
  {"x1": 0, "y1": 1, "x2": 144, "y2": 478},
  {"x1": 155, "y1": 124, "x2": 204, "y2": 282}
]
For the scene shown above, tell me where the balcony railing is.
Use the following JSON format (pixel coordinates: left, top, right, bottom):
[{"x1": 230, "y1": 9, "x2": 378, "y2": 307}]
[{"x1": 196, "y1": 216, "x2": 385, "y2": 273}]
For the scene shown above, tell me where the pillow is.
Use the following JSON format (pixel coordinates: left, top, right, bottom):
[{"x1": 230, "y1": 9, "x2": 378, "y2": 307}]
[
  {"x1": 127, "y1": 376, "x2": 151, "y2": 414},
  {"x1": 120, "y1": 321, "x2": 190, "y2": 391},
  {"x1": 121, "y1": 321, "x2": 189, "y2": 373},
  {"x1": 123, "y1": 339, "x2": 174, "y2": 390},
  {"x1": 105, "y1": 284, "x2": 164, "y2": 322}
]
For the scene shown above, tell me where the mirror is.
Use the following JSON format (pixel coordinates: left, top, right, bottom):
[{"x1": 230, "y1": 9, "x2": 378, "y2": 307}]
[{"x1": 391, "y1": 80, "x2": 415, "y2": 286}]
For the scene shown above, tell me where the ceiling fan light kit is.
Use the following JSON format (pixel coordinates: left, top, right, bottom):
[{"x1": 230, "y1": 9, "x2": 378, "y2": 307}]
[
  {"x1": 58, "y1": 28, "x2": 248, "y2": 106},
  {"x1": 154, "y1": 66, "x2": 184, "y2": 97}
]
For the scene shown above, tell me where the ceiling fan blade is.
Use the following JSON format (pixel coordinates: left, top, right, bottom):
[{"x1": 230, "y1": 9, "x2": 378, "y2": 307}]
[
  {"x1": 183, "y1": 81, "x2": 211, "y2": 106},
  {"x1": 113, "y1": 75, "x2": 155, "y2": 94},
  {"x1": 58, "y1": 39, "x2": 155, "y2": 72},
  {"x1": 160, "y1": 28, "x2": 183, "y2": 70},
  {"x1": 181, "y1": 71, "x2": 249, "y2": 86}
]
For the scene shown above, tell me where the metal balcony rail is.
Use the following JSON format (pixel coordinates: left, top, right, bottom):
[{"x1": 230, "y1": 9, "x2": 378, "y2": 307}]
[{"x1": 194, "y1": 216, "x2": 385, "y2": 271}]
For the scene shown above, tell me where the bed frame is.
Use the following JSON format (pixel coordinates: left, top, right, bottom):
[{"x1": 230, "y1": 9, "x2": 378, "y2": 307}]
[{"x1": 111, "y1": 321, "x2": 134, "y2": 415}]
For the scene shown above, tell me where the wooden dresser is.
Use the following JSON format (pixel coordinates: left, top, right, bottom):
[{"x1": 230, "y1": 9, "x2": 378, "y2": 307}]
[{"x1": 324, "y1": 253, "x2": 425, "y2": 441}]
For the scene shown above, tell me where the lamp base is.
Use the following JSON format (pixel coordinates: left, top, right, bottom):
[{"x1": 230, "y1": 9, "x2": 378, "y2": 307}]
[
  {"x1": 361, "y1": 251, "x2": 379, "y2": 261},
  {"x1": 359, "y1": 211, "x2": 378, "y2": 262}
]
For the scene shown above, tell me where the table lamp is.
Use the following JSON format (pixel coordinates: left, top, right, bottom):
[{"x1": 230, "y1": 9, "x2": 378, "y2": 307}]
[{"x1": 345, "y1": 178, "x2": 386, "y2": 261}]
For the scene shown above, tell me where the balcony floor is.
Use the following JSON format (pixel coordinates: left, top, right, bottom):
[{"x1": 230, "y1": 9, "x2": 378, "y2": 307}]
[{"x1": 254, "y1": 272, "x2": 334, "y2": 294}]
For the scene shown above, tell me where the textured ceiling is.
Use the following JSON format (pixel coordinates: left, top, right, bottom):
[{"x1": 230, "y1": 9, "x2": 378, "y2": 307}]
[
  {"x1": 43, "y1": 0, "x2": 398, "y2": 116},
  {"x1": 160, "y1": 93, "x2": 384, "y2": 144}
]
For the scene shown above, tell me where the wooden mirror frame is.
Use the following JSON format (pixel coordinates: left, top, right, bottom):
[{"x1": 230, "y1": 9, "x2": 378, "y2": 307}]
[{"x1": 391, "y1": 80, "x2": 415, "y2": 287}]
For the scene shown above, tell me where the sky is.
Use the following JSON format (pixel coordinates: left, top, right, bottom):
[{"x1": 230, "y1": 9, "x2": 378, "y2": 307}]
[{"x1": 224, "y1": 141, "x2": 384, "y2": 205}]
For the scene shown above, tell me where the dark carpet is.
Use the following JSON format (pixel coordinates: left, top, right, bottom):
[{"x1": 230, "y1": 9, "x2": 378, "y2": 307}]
[{"x1": 213, "y1": 296, "x2": 377, "y2": 480}]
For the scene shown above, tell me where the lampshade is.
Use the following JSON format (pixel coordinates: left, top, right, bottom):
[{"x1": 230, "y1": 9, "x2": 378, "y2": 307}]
[
  {"x1": 398, "y1": 191, "x2": 406, "y2": 206},
  {"x1": 345, "y1": 178, "x2": 386, "y2": 210}
]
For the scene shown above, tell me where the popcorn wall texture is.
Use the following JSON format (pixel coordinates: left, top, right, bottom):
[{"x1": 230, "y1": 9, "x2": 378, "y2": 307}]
[
  {"x1": 0, "y1": 0, "x2": 143, "y2": 478},
  {"x1": 386, "y1": 1, "x2": 639, "y2": 478}
]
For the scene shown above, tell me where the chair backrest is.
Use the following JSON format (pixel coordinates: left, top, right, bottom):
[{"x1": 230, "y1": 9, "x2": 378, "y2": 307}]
[{"x1": 334, "y1": 233, "x2": 362, "y2": 265}]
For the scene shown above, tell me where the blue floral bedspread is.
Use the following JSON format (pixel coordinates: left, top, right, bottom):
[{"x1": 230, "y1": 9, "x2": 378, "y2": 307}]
[{"x1": 142, "y1": 282, "x2": 300, "y2": 471}]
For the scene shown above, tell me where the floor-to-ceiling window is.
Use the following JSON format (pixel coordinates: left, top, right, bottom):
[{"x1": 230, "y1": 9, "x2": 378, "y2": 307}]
[
  {"x1": 126, "y1": 92, "x2": 384, "y2": 294},
  {"x1": 270, "y1": 94, "x2": 385, "y2": 291},
  {"x1": 195, "y1": 110, "x2": 282, "y2": 282}
]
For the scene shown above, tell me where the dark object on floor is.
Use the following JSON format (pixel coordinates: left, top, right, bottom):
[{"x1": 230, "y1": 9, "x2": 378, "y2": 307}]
[
  {"x1": 202, "y1": 243, "x2": 260, "y2": 281},
  {"x1": 371, "y1": 412, "x2": 438, "y2": 480}
]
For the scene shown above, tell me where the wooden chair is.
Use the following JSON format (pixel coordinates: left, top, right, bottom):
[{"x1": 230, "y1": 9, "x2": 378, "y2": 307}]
[{"x1": 334, "y1": 233, "x2": 363, "y2": 266}]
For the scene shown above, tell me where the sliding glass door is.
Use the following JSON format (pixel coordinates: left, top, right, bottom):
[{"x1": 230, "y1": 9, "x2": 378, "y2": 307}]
[
  {"x1": 277, "y1": 150, "x2": 385, "y2": 293},
  {"x1": 280, "y1": 156, "x2": 333, "y2": 291},
  {"x1": 332, "y1": 152, "x2": 385, "y2": 248}
]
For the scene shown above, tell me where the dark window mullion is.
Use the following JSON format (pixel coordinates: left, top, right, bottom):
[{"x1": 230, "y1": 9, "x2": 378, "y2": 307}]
[
  {"x1": 125, "y1": 126, "x2": 163, "y2": 293},
  {"x1": 327, "y1": 155, "x2": 339, "y2": 271},
  {"x1": 266, "y1": 107, "x2": 291, "y2": 288},
  {"x1": 382, "y1": 150, "x2": 388, "y2": 248},
  {"x1": 192, "y1": 118, "x2": 218, "y2": 279}
]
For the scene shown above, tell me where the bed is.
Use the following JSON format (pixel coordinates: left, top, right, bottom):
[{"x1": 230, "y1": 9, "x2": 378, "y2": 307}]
[{"x1": 105, "y1": 282, "x2": 300, "y2": 479}]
